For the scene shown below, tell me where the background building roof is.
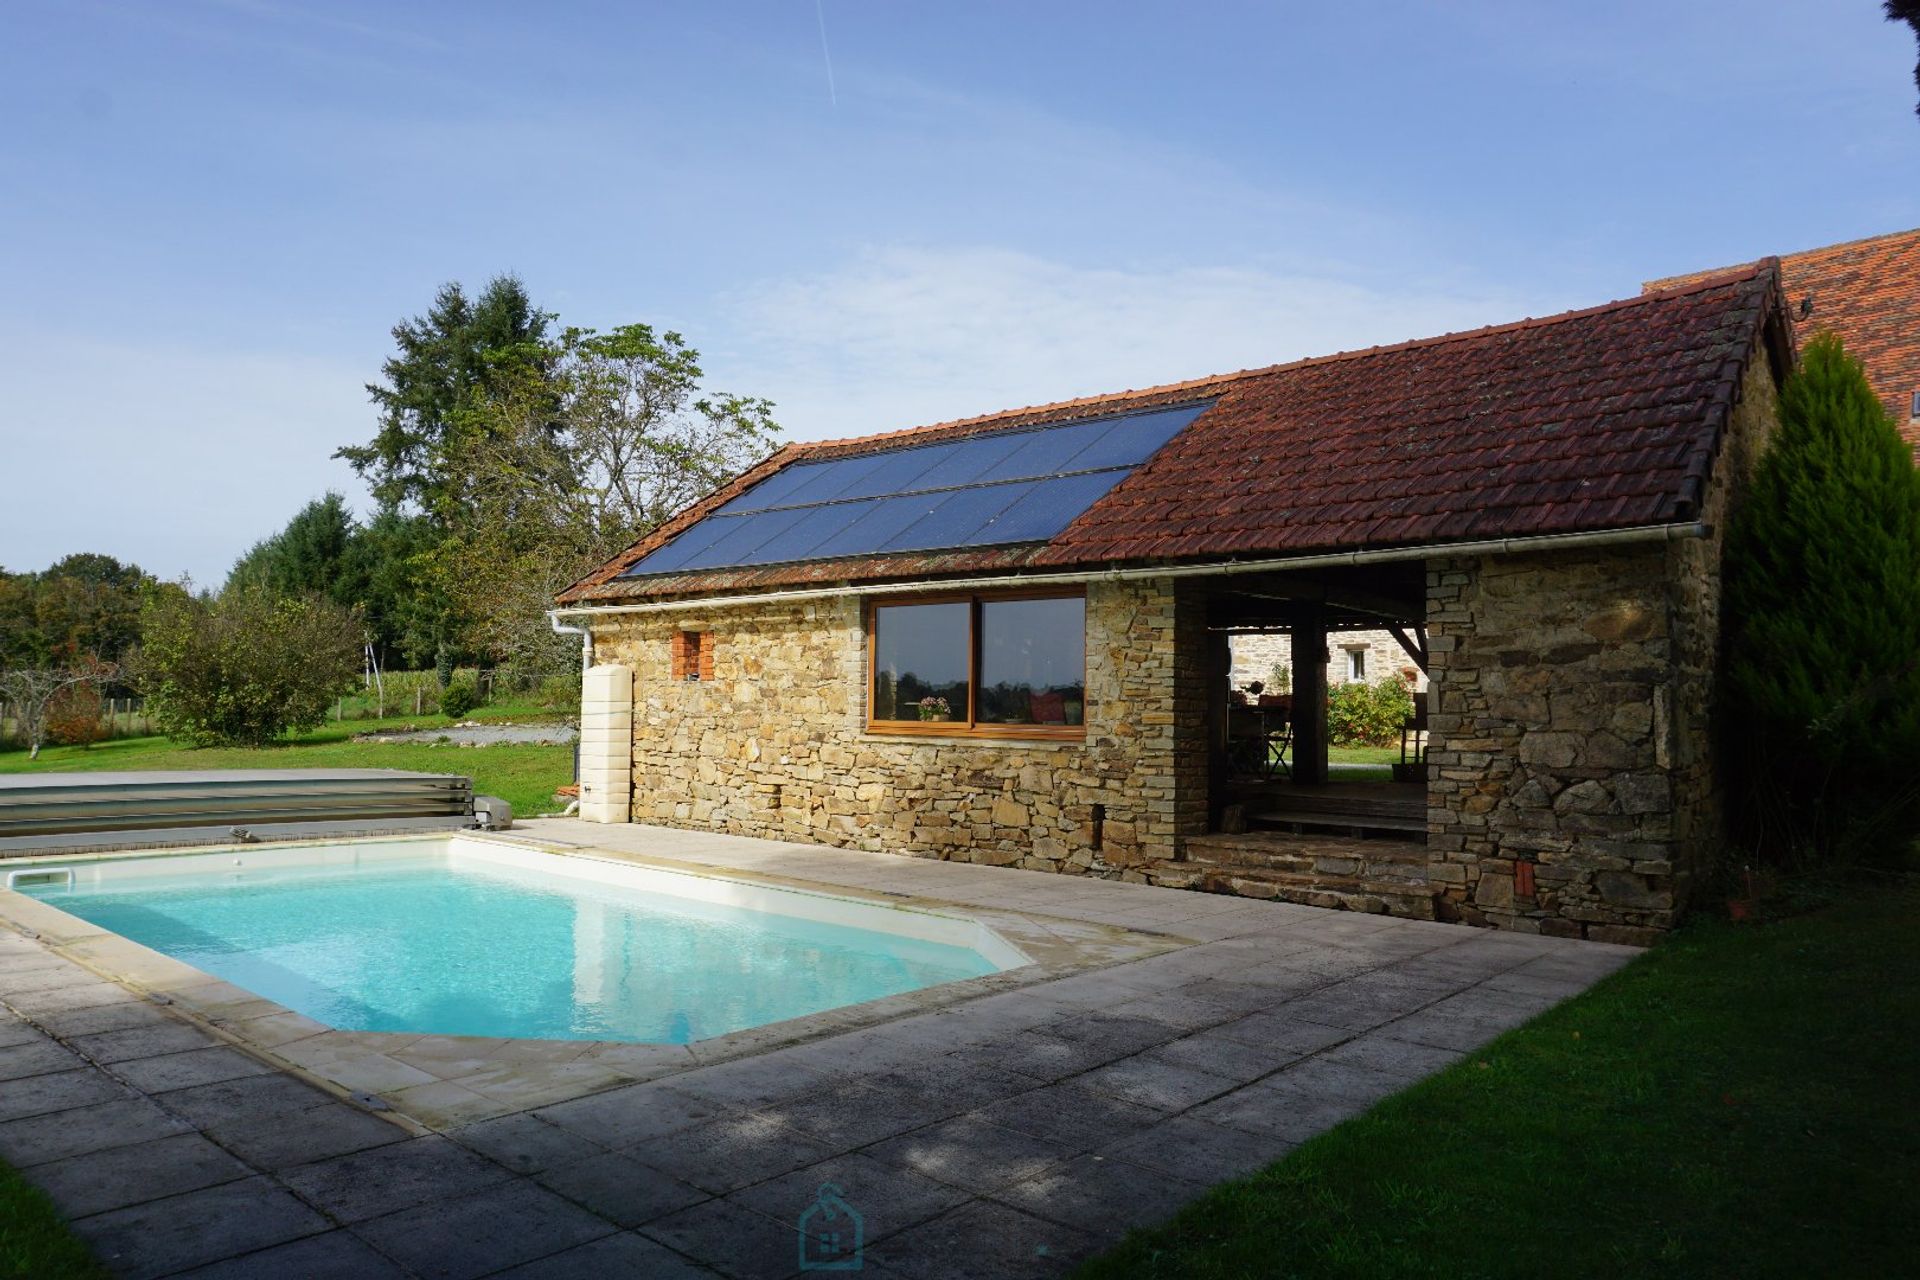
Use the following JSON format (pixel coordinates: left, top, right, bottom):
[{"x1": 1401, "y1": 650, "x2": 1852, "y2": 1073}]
[{"x1": 1648, "y1": 227, "x2": 1920, "y2": 449}]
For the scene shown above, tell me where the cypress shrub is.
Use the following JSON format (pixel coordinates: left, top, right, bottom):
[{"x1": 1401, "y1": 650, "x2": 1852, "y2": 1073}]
[{"x1": 1721, "y1": 332, "x2": 1920, "y2": 865}]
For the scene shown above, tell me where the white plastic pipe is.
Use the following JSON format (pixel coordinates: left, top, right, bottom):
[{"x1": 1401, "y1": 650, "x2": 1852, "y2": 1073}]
[{"x1": 547, "y1": 611, "x2": 594, "y2": 672}]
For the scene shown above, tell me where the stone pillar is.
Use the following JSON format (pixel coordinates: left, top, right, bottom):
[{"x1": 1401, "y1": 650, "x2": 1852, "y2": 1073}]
[
  {"x1": 1425, "y1": 549, "x2": 1680, "y2": 944},
  {"x1": 578, "y1": 663, "x2": 633, "y2": 823},
  {"x1": 1170, "y1": 578, "x2": 1216, "y2": 846}
]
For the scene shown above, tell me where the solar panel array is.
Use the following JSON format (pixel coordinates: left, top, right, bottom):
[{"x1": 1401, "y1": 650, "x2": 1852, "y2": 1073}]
[{"x1": 621, "y1": 402, "x2": 1209, "y2": 577}]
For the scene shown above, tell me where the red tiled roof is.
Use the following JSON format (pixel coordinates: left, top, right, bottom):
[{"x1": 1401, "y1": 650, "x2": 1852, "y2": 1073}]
[
  {"x1": 1647, "y1": 227, "x2": 1920, "y2": 449},
  {"x1": 561, "y1": 264, "x2": 1787, "y2": 604}
]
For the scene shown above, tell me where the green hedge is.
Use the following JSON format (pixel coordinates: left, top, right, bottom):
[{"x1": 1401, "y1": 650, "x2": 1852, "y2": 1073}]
[{"x1": 1327, "y1": 674, "x2": 1415, "y2": 747}]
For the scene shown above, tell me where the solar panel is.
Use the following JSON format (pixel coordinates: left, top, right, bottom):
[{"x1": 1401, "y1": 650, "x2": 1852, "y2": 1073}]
[{"x1": 622, "y1": 401, "x2": 1208, "y2": 577}]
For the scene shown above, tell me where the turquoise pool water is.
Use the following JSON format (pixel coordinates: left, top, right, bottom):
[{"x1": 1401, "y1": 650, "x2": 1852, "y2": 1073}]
[{"x1": 27, "y1": 853, "x2": 1000, "y2": 1043}]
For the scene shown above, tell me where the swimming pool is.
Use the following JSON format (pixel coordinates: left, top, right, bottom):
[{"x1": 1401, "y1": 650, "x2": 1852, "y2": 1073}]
[{"x1": 9, "y1": 836, "x2": 1026, "y2": 1044}]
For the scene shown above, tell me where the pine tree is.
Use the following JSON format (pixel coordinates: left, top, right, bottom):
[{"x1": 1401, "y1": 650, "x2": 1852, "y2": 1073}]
[
  {"x1": 335, "y1": 276, "x2": 552, "y2": 520},
  {"x1": 1722, "y1": 332, "x2": 1920, "y2": 864}
]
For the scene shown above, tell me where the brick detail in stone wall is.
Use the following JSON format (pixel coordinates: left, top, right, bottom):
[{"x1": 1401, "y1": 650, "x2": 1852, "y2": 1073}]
[{"x1": 670, "y1": 630, "x2": 713, "y2": 683}]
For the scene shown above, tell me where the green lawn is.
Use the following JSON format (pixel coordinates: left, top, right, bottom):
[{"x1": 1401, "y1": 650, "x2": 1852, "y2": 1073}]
[
  {"x1": 0, "y1": 704, "x2": 575, "y2": 819},
  {"x1": 1078, "y1": 879, "x2": 1920, "y2": 1279},
  {"x1": 0, "y1": 1163, "x2": 106, "y2": 1280},
  {"x1": 1327, "y1": 745, "x2": 1402, "y2": 765}
]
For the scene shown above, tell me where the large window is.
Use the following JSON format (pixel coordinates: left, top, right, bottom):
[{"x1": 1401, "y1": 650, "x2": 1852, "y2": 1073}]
[{"x1": 869, "y1": 592, "x2": 1086, "y2": 737}]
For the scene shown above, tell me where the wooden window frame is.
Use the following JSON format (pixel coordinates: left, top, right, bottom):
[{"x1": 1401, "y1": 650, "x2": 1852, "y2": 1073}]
[{"x1": 865, "y1": 588, "x2": 1087, "y2": 741}]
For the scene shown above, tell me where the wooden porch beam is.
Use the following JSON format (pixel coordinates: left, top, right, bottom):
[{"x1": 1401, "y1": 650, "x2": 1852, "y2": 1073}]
[{"x1": 1387, "y1": 624, "x2": 1429, "y2": 674}]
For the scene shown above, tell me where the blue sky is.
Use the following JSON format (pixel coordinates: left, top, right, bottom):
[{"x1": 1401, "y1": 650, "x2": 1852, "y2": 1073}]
[{"x1": 3, "y1": 0, "x2": 1915, "y2": 585}]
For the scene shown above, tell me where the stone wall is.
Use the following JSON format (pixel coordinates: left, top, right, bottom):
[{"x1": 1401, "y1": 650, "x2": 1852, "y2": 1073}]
[
  {"x1": 590, "y1": 578, "x2": 1199, "y2": 878},
  {"x1": 1424, "y1": 544, "x2": 1679, "y2": 944},
  {"x1": 1422, "y1": 340, "x2": 1779, "y2": 945},
  {"x1": 1667, "y1": 349, "x2": 1780, "y2": 901}
]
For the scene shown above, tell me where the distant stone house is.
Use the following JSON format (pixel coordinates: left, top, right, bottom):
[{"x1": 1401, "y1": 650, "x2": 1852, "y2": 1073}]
[
  {"x1": 1648, "y1": 226, "x2": 1920, "y2": 449},
  {"x1": 556, "y1": 263, "x2": 1794, "y2": 944}
]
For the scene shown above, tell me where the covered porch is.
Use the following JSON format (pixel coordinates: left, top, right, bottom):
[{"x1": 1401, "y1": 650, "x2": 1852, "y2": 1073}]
[
  {"x1": 1153, "y1": 563, "x2": 1437, "y2": 917},
  {"x1": 1196, "y1": 561, "x2": 1430, "y2": 837}
]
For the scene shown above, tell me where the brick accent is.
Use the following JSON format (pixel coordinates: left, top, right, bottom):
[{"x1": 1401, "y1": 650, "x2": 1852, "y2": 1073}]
[{"x1": 670, "y1": 631, "x2": 713, "y2": 682}]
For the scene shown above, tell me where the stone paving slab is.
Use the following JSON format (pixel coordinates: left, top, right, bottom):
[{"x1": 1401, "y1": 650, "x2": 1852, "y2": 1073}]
[{"x1": 0, "y1": 818, "x2": 1640, "y2": 1278}]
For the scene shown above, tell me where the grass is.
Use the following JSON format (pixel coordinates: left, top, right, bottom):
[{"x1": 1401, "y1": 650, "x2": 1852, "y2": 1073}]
[
  {"x1": 1326, "y1": 745, "x2": 1403, "y2": 766},
  {"x1": 1079, "y1": 878, "x2": 1920, "y2": 1279},
  {"x1": 0, "y1": 702, "x2": 575, "y2": 819},
  {"x1": 0, "y1": 697, "x2": 572, "y2": 1277},
  {"x1": 0, "y1": 1162, "x2": 107, "y2": 1279}
]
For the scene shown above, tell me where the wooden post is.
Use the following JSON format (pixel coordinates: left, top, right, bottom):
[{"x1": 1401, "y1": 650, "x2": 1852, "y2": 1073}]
[{"x1": 1291, "y1": 602, "x2": 1329, "y2": 786}]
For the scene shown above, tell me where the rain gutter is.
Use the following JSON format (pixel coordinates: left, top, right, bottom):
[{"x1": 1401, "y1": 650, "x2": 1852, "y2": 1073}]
[{"x1": 550, "y1": 521, "x2": 1709, "y2": 621}]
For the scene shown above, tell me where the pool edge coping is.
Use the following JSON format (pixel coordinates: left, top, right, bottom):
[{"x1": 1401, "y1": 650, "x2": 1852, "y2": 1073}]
[{"x1": 0, "y1": 830, "x2": 1193, "y2": 1129}]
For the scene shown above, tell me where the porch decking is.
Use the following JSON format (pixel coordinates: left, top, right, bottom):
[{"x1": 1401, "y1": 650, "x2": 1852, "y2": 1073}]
[{"x1": 1225, "y1": 780, "x2": 1427, "y2": 838}]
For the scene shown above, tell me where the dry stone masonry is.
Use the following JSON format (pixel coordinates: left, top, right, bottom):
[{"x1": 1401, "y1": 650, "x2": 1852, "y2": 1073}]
[{"x1": 593, "y1": 579, "x2": 1197, "y2": 877}]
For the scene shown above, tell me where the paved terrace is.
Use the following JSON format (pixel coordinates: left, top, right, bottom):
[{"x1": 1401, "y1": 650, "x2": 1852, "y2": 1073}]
[{"x1": 0, "y1": 819, "x2": 1638, "y2": 1279}]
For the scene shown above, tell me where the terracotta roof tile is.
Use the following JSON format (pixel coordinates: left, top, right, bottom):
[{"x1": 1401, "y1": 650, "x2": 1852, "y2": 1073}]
[
  {"x1": 561, "y1": 265, "x2": 1786, "y2": 604},
  {"x1": 1648, "y1": 226, "x2": 1920, "y2": 449}
]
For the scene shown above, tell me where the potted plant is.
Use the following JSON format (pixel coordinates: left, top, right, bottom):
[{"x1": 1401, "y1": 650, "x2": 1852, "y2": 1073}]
[{"x1": 916, "y1": 696, "x2": 952, "y2": 723}]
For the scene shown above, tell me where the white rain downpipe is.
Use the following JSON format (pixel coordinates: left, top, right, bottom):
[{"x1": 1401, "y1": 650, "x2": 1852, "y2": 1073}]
[
  {"x1": 547, "y1": 610, "x2": 596, "y2": 804},
  {"x1": 547, "y1": 610, "x2": 594, "y2": 674},
  {"x1": 551, "y1": 522, "x2": 1710, "y2": 620}
]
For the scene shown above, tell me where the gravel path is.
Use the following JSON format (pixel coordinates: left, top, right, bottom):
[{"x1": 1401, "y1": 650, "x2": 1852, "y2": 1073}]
[{"x1": 355, "y1": 724, "x2": 577, "y2": 747}]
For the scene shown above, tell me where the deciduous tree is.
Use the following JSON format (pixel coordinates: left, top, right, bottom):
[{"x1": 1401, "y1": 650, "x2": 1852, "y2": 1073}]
[
  {"x1": 132, "y1": 587, "x2": 362, "y2": 747},
  {"x1": 432, "y1": 324, "x2": 778, "y2": 668},
  {"x1": 1889, "y1": 1, "x2": 1920, "y2": 116},
  {"x1": 0, "y1": 661, "x2": 113, "y2": 759}
]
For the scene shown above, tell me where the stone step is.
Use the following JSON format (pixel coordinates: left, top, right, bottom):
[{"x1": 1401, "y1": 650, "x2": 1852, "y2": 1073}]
[
  {"x1": 1184, "y1": 833, "x2": 1427, "y2": 873},
  {"x1": 1152, "y1": 863, "x2": 1436, "y2": 919}
]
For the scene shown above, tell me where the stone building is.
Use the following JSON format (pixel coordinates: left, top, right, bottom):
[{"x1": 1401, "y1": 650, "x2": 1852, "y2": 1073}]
[
  {"x1": 1228, "y1": 631, "x2": 1425, "y2": 694},
  {"x1": 556, "y1": 264, "x2": 1794, "y2": 943}
]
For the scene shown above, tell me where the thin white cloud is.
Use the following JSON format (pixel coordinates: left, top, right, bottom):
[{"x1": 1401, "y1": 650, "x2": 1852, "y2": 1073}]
[
  {"x1": 0, "y1": 330, "x2": 370, "y2": 585},
  {"x1": 718, "y1": 244, "x2": 1550, "y2": 442}
]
